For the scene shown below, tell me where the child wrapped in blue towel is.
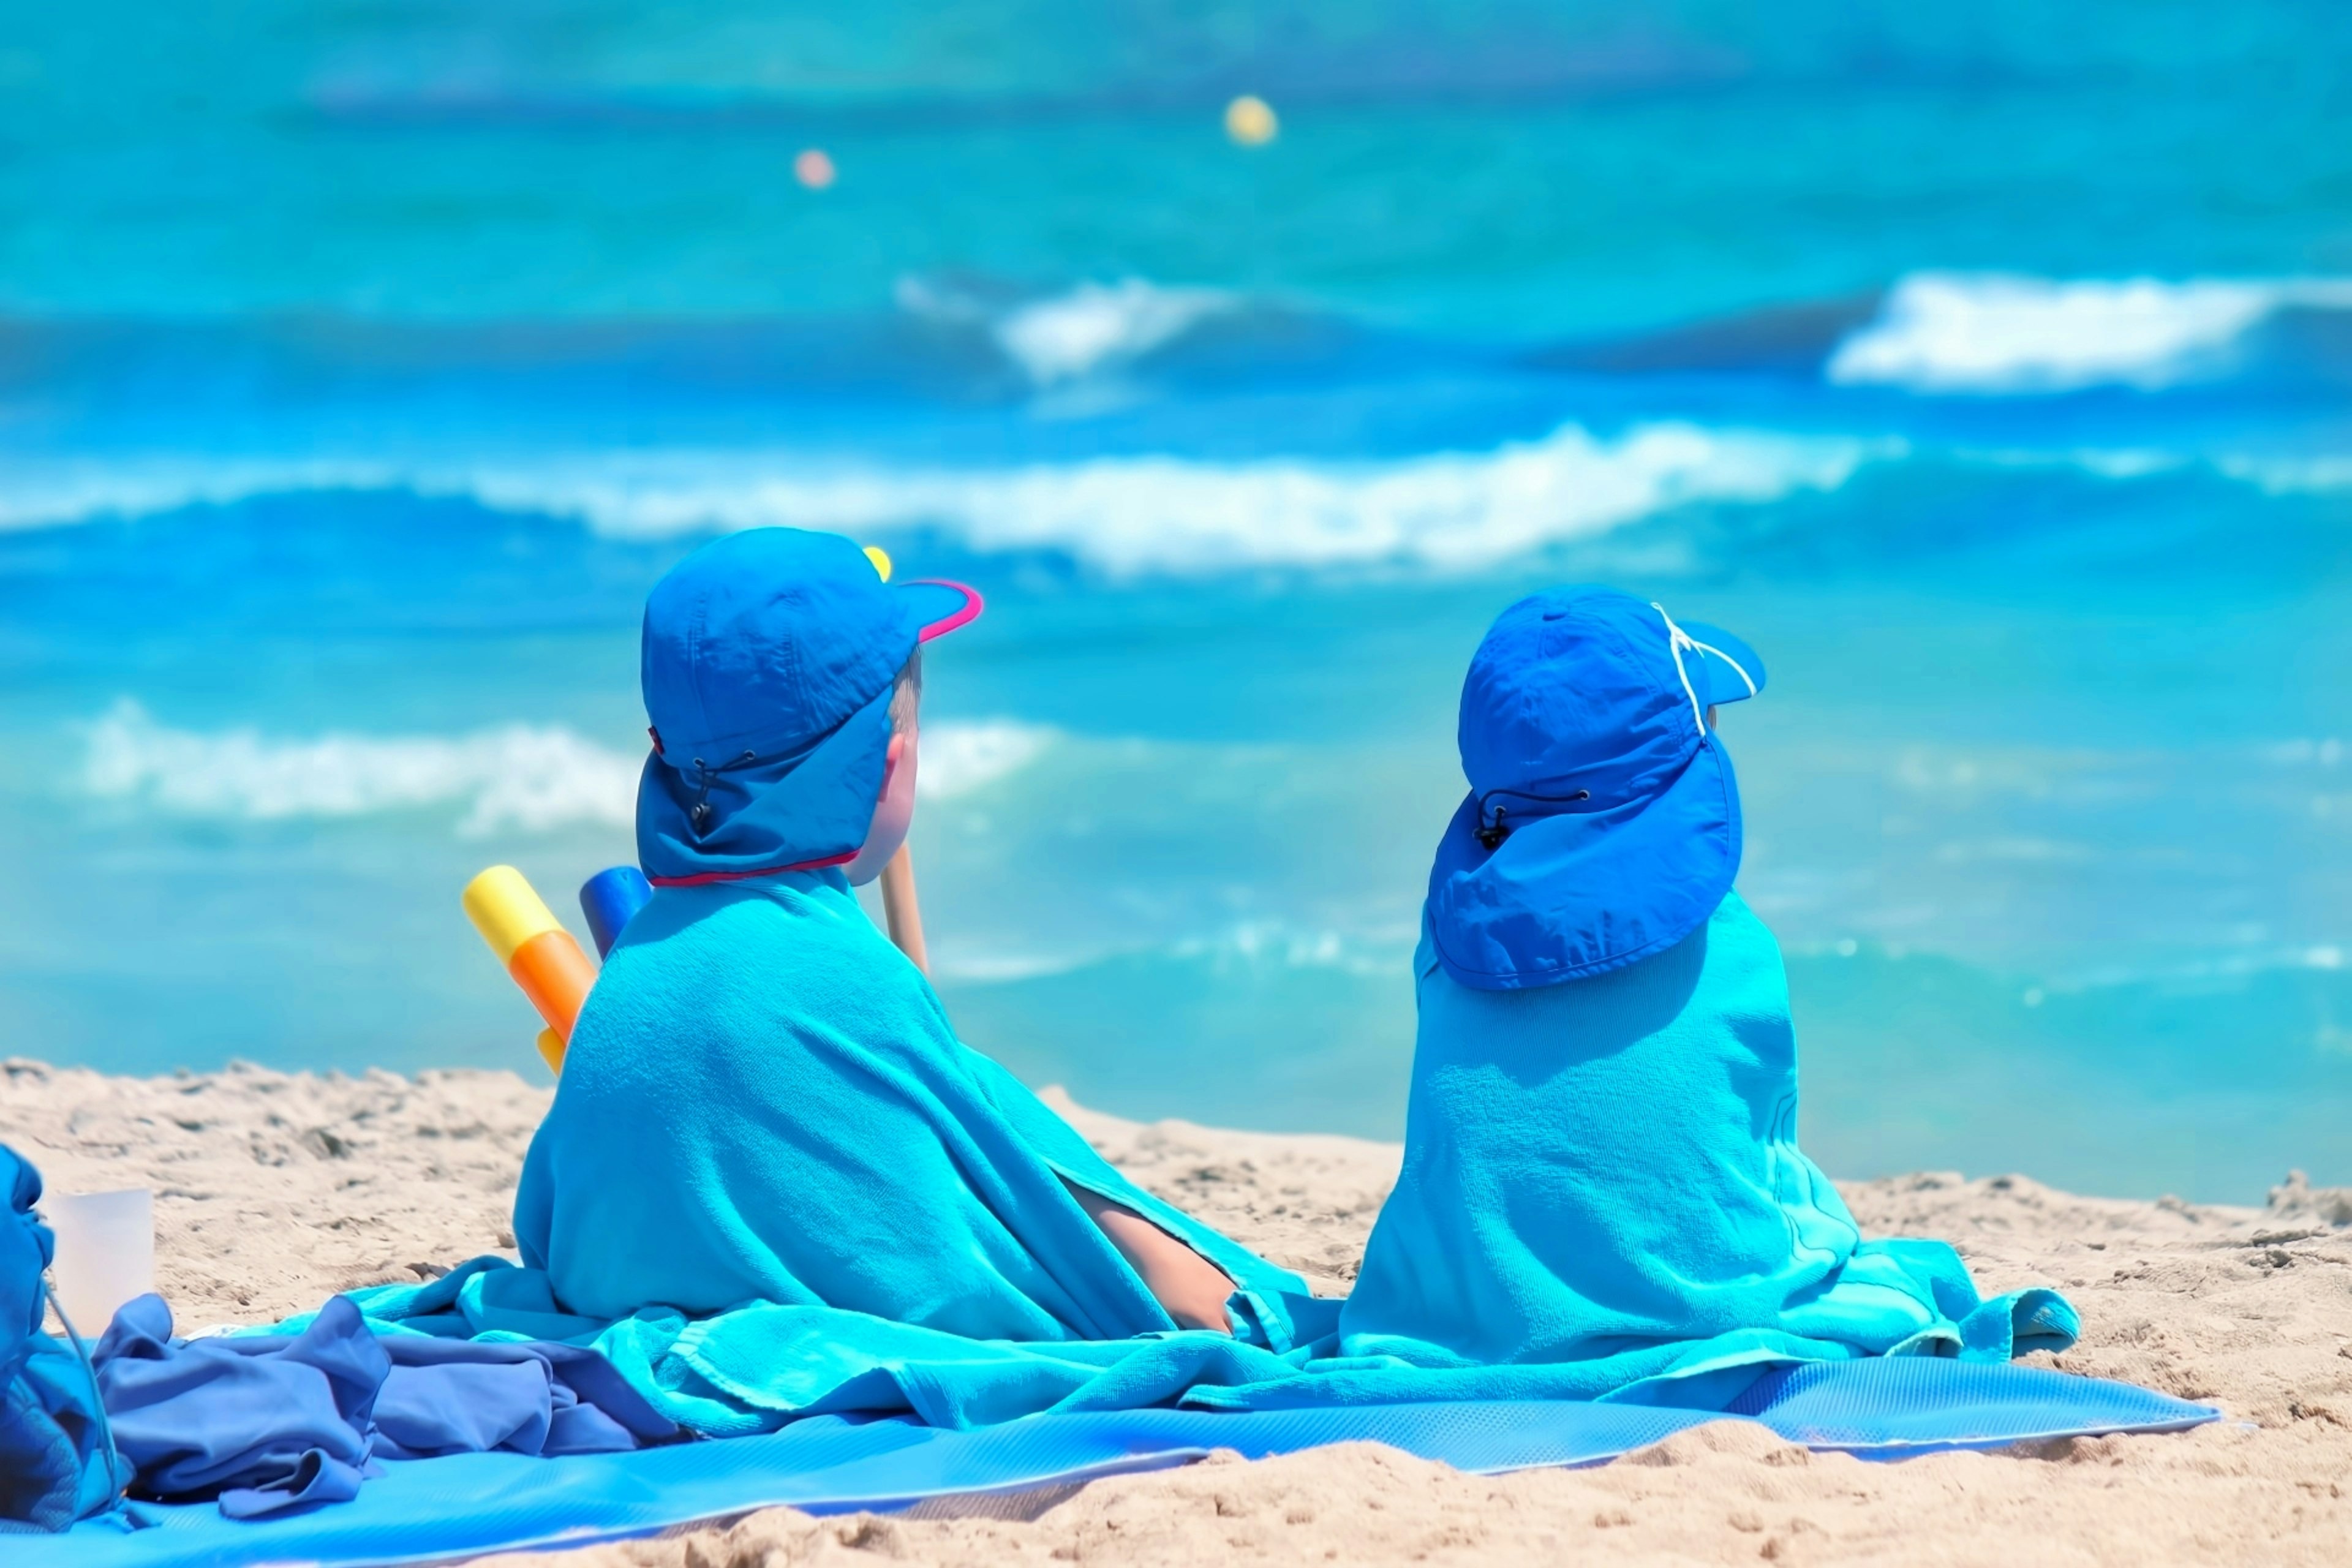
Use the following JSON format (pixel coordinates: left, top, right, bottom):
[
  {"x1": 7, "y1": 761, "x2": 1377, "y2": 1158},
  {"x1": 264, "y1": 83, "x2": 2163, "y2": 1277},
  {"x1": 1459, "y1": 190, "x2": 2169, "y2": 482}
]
[
  {"x1": 514, "y1": 528, "x2": 1302, "y2": 1343},
  {"x1": 1339, "y1": 587, "x2": 2075, "y2": 1392}
]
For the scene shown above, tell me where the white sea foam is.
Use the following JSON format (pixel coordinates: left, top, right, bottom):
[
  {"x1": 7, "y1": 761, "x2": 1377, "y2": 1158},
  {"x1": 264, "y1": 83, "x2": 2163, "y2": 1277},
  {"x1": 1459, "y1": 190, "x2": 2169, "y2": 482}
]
[
  {"x1": 994, "y1": 281, "x2": 1236, "y2": 387},
  {"x1": 2063, "y1": 942, "x2": 2352, "y2": 994},
  {"x1": 1829, "y1": 272, "x2": 2352, "y2": 394},
  {"x1": 1952, "y1": 445, "x2": 2192, "y2": 481},
  {"x1": 13, "y1": 418, "x2": 2347, "y2": 570},
  {"x1": 2261, "y1": 737, "x2": 2345, "y2": 768},
  {"x1": 927, "y1": 948, "x2": 1098, "y2": 984},
  {"x1": 464, "y1": 421, "x2": 1887, "y2": 572},
  {"x1": 82, "y1": 701, "x2": 639, "y2": 835},
  {"x1": 914, "y1": 720, "x2": 1058, "y2": 801},
  {"x1": 1174, "y1": 921, "x2": 1404, "y2": 978},
  {"x1": 930, "y1": 919, "x2": 1412, "y2": 987},
  {"x1": 0, "y1": 459, "x2": 408, "y2": 533},
  {"x1": 2215, "y1": 454, "x2": 2352, "y2": 495},
  {"x1": 83, "y1": 702, "x2": 1051, "y2": 834},
  {"x1": 894, "y1": 276, "x2": 1238, "y2": 387},
  {"x1": 473, "y1": 424, "x2": 1880, "y2": 571},
  {"x1": 0, "y1": 422, "x2": 1883, "y2": 571}
]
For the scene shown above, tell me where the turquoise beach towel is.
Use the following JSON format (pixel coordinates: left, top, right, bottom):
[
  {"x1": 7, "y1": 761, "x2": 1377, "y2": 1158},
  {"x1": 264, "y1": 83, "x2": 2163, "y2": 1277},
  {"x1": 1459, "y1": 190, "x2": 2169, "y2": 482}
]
[
  {"x1": 299, "y1": 880, "x2": 2070, "y2": 1436},
  {"x1": 1334, "y1": 891, "x2": 2076, "y2": 1397},
  {"x1": 516, "y1": 872, "x2": 1311, "y2": 1331},
  {"x1": 397, "y1": 879, "x2": 1308, "y2": 1429}
]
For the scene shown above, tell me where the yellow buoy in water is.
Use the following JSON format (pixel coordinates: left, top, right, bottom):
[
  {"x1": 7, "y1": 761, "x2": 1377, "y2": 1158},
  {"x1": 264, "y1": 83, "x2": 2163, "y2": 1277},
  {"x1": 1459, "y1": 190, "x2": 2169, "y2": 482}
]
[{"x1": 1224, "y1": 95, "x2": 1278, "y2": 147}]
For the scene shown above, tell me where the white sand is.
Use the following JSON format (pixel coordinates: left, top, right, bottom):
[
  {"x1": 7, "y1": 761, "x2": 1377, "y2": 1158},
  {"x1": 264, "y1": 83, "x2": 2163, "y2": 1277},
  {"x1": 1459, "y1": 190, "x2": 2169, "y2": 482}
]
[{"x1": 4, "y1": 1057, "x2": 2349, "y2": 1563}]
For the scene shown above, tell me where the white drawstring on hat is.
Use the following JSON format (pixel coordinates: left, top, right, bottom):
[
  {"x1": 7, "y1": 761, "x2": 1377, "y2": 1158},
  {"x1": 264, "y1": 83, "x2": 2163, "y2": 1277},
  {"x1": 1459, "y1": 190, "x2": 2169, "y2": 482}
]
[
  {"x1": 1650, "y1": 603, "x2": 1708, "y2": 736},
  {"x1": 1649, "y1": 601, "x2": 1758, "y2": 737}
]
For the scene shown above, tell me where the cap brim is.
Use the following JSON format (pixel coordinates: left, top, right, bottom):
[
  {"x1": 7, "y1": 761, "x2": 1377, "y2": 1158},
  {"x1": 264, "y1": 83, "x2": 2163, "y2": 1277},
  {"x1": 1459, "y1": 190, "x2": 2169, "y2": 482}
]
[
  {"x1": 1678, "y1": 620, "x2": 1765, "y2": 708},
  {"x1": 899, "y1": 579, "x2": 984, "y2": 643}
]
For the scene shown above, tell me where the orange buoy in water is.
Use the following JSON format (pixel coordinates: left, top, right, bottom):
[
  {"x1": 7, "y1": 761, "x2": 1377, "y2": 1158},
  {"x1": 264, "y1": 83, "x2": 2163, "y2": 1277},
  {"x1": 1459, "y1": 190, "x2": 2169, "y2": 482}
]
[{"x1": 794, "y1": 148, "x2": 837, "y2": 189}]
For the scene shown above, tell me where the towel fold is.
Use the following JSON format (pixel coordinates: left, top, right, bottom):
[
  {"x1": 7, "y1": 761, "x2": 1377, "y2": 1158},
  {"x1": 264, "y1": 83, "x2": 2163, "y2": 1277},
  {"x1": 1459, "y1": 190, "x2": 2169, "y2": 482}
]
[
  {"x1": 249, "y1": 883, "x2": 2073, "y2": 1453},
  {"x1": 1335, "y1": 892, "x2": 2077, "y2": 1389},
  {"x1": 511, "y1": 871, "x2": 1310, "y2": 1340}
]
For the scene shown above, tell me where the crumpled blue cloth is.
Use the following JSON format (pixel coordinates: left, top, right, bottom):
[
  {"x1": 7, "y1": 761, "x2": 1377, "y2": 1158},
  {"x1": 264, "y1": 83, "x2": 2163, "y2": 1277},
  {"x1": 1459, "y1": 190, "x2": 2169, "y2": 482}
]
[
  {"x1": 513, "y1": 869, "x2": 1311, "y2": 1338},
  {"x1": 318, "y1": 1257, "x2": 1330, "y2": 1435},
  {"x1": 330, "y1": 1229, "x2": 2070, "y2": 1438},
  {"x1": 98, "y1": 1294, "x2": 677, "y2": 1517},
  {"x1": 1336, "y1": 892, "x2": 2078, "y2": 1395}
]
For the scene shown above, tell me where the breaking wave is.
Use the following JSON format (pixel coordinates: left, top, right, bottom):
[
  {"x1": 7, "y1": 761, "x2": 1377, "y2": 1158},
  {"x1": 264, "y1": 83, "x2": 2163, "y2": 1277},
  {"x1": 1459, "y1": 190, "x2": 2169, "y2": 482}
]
[
  {"x1": 82, "y1": 700, "x2": 639, "y2": 836},
  {"x1": 895, "y1": 276, "x2": 1241, "y2": 388},
  {"x1": 82, "y1": 702, "x2": 1055, "y2": 835},
  {"x1": 0, "y1": 421, "x2": 1890, "y2": 574},
  {"x1": 1828, "y1": 271, "x2": 2352, "y2": 394},
  {"x1": 916, "y1": 720, "x2": 1059, "y2": 801}
]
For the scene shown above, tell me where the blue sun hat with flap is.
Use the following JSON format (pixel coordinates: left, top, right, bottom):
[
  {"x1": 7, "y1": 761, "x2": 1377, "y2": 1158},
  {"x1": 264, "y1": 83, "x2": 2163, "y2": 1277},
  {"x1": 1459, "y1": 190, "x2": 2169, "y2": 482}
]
[
  {"x1": 1425, "y1": 586, "x2": 1765, "y2": 990},
  {"x1": 637, "y1": 529, "x2": 981, "y2": 885}
]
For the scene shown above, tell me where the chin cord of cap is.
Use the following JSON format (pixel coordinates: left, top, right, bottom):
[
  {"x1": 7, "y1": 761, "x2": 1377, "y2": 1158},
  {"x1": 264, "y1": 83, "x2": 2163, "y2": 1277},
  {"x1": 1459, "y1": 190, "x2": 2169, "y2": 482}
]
[
  {"x1": 1685, "y1": 636, "x2": 1757, "y2": 698},
  {"x1": 687, "y1": 750, "x2": 760, "y2": 838},
  {"x1": 1472, "y1": 786, "x2": 1592, "y2": 850},
  {"x1": 1649, "y1": 602, "x2": 1711, "y2": 737},
  {"x1": 40, "y1": 1272, "x2": 126, "y2": 1520}
]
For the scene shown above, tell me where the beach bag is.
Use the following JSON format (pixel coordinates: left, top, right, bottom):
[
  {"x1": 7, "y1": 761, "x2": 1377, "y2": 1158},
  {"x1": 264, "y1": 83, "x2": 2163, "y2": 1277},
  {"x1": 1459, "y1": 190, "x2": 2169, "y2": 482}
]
[{"x1": 0, "y1": 1143, "x2": 125, "y2": 1532}]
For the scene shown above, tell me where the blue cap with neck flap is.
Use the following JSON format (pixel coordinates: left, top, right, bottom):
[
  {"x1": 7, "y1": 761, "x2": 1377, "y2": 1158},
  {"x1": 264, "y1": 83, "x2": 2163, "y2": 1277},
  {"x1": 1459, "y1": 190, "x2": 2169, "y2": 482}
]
[
  {"x1": 636, "y1": 528, "x2": 981, "y2": 886},
  {"x1": 1425, "y1": 586, "x2": 1765, "y2": 989}
]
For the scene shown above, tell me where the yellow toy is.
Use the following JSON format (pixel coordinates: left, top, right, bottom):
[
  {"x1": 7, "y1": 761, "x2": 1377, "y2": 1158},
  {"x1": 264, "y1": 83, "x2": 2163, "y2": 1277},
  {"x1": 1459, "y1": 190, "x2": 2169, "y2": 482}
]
[{"x1": 461, "y1": 865, "x2": 598, "y2": 1073}]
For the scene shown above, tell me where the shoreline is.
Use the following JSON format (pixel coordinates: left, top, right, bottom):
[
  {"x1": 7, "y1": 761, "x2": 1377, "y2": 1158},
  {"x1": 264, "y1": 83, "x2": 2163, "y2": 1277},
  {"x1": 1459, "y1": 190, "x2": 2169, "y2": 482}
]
[{"x1": 5, "y1": 1058, "x2": 2349, "y2": 1562}]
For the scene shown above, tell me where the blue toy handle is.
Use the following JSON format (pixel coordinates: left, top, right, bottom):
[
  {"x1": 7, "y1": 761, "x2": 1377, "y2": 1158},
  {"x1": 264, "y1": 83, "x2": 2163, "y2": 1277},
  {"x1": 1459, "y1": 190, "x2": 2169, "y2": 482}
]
[{"x1": 579, "y1": 866, "x2": 654, "y2": 959}]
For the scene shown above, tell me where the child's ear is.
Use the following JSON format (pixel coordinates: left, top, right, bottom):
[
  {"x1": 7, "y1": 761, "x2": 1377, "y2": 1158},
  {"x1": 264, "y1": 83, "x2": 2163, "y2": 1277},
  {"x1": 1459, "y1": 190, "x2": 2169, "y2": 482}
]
[{"x1": 880, "y1": 730, "x2": 907, "y2": 790}]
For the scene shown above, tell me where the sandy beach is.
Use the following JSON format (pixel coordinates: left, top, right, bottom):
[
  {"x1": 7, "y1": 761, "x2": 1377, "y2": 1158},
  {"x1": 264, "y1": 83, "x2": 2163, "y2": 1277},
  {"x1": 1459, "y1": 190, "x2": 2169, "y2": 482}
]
[{"x1": 5, "y1": 1056, "x2": 2348, "y2": 1564}]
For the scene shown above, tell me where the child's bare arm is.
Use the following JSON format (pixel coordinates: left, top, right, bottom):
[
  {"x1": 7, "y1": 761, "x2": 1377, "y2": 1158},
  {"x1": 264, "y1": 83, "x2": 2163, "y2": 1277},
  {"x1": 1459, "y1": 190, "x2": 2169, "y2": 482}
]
[{"x1": 1060, "y1": 1178, "x2": 1235, "y2": 1333}]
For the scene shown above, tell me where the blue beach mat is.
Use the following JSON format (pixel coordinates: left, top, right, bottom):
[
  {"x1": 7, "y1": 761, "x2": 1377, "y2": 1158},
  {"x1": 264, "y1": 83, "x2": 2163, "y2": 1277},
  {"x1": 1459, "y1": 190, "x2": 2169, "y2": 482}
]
[{"x1": 41, "y1": 1360, "x2": 2213, "y2": 1568}]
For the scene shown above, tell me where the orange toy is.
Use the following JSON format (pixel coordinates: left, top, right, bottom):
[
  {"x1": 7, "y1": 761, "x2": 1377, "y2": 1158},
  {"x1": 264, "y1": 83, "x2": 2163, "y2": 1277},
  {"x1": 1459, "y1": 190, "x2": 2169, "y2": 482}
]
[{"x1": 461, "y1": 865, "x2": 598, "y2": 1073}]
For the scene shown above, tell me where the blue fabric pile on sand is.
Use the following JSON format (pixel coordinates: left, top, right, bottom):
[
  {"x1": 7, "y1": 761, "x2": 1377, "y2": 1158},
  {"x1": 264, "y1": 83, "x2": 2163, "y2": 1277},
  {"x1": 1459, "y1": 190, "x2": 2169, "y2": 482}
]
[{"x1": 91, "y1": 1295, "x2": 677, "y2": 1517}]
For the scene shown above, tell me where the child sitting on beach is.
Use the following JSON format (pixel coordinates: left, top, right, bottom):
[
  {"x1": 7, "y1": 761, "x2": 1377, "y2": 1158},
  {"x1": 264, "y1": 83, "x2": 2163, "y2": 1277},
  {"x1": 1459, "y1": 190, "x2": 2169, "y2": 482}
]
[
  {"x1": 512, "y1": 527, "x2": 1297, "y2": 1340},
  {"x1": 1338, "y1": 587, "x2": 2074, "y2": 1390}
]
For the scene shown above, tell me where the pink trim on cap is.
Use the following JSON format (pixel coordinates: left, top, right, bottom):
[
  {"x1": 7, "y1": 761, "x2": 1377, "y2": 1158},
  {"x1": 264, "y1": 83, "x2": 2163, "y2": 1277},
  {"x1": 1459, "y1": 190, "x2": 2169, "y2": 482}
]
[
  {"x1": 911, "y1": 579, "x2": 984, "y2": 642},
  {"x1": 648, "y1": 850, "x2": 858, "y2": 888}
]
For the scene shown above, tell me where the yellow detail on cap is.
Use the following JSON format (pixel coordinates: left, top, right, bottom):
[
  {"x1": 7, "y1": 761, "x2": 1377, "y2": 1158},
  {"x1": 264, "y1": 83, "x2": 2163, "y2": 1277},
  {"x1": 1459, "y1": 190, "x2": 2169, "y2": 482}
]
[
  {"x1": 864, "y1": 546, "x2": 893, "y2": 581},
  {"x1": 461, "y1": 865, "x2": 562, "y2": 965}
]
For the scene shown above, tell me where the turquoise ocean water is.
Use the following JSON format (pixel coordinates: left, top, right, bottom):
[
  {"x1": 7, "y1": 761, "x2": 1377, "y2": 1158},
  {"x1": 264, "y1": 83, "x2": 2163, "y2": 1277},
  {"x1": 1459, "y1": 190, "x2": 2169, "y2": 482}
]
[{"x1": 4, "y1": 2, "x2": 2349, "y2": 1200}]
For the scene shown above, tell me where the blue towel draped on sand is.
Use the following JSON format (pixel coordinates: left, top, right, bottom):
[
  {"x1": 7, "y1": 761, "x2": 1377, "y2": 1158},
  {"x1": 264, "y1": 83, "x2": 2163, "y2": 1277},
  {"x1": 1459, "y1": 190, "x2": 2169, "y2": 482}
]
[
  {"x1": 270, "y1": 881, "x2": 2070, "y2": 1442},
  {"x1": 508, "y1": 871, "x2": 1315, "y2": 1352},
  {"x1": 1335, "y1": 892, "x2": 2077, "y2": 1400},
  {"x1": 327, "y1": 1236, "x2": 2066, "y2": 1438},
  {"x1": 314, "y1": 894, "x2": 2069, "y2": 1436}
]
